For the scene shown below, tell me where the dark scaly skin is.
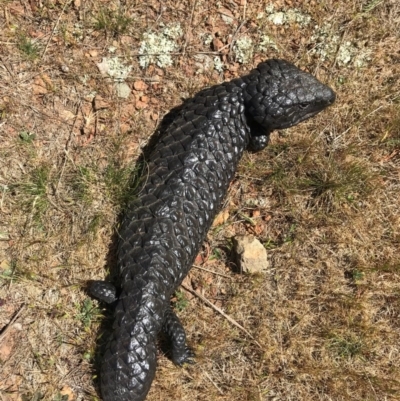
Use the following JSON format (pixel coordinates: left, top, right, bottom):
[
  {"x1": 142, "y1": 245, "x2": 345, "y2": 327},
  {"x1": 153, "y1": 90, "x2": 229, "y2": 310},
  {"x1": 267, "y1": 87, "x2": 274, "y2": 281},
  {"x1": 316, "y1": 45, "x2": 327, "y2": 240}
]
[{"x1": 92, "y1": 59, "x2": 335, "y2": 401}]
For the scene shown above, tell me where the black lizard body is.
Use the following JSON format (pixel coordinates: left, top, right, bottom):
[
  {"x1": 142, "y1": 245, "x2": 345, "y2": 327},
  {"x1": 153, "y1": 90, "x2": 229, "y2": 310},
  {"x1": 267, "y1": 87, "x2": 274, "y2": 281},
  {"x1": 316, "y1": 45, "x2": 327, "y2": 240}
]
[{"x1": 91, "y1": 59, "x2": 335, "y2": 401}]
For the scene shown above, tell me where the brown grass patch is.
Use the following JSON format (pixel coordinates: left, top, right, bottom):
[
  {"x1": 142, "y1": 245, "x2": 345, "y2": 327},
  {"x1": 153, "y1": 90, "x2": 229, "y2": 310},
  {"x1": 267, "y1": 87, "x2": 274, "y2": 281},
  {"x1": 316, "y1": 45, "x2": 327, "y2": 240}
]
[{"x1": 0, "y1": 0, "x2": 399, "y2": 400}]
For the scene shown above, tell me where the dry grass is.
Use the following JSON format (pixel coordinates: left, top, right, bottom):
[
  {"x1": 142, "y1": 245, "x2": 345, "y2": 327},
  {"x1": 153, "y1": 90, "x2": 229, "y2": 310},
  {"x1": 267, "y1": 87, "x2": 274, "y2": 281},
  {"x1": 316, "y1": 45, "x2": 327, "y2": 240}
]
[{"x1": 0, "y1": 0, "x2": 399, "y2": 400}]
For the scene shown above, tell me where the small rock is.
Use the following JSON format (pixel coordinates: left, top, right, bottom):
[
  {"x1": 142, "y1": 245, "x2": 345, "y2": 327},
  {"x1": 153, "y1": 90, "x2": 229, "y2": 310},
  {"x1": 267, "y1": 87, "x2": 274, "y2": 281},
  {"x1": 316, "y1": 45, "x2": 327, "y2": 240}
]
[
  {"x1": 115, "y1": 82, "x2": 131, "y2": 99},
  {"x1": 133, "y1": 80, "x2": 148, "y2": 91},
  {"x1": 13, "y1": 323, "x2": 22, "y2": 331},
  {"x1": 219, "y1": 7, "x2": 235, "y2": 24},
  {"x1": 135, "y1": 100, "x2": 148, "y2": 109},
  {"x1": 88, "y1": 49, "x2": 98, "y2": 58},
  {"x1": 232, "y1": 235, "x2": 269, "y2": 274},
  {"x1": 96, "y1": 58, "x2": 109, "y2": 75},
  {"x1": 60, "y1": 64, "x2": 69, "y2": 73}
]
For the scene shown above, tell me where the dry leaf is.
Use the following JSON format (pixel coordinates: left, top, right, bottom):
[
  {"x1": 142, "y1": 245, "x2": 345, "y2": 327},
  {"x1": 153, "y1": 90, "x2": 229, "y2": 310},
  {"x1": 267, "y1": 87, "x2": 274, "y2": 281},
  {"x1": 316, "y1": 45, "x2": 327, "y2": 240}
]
[
  {"x1": 195, "y1": 254, "x2": 204, "y2": 264},
  {"x1": 212, "y1": 210, "x2": 229, "y2": 227},
  {"x1": 0, "y1": 331, "x2": 15, "y2": 360},
  {"x1": 59, "y1": 110, "x2": 76, "y2": 121},
  {"x1": 94, "y1": 95, "x2": 109, "y2": 110},
  {"x1": 60, "y1": 385, "x2": 76, "y2": 401},
  {"x1": 41, "y1": 73, "x2": 53, "y2": 88},
  {"x1": 9, "y1": 4, "x2": 25, "y2": 16},
  {"x1": 32, "y1": 82, "x2": 48, "y2": 95},
  {"x1": 212, "y1": 37, "x2": 224, "y2": 52}
]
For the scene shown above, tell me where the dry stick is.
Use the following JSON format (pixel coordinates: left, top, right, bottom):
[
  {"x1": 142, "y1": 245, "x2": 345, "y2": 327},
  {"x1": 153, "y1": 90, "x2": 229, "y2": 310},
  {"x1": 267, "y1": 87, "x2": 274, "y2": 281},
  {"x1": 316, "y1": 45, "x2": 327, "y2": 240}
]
[
  {"x1": 0, "y1": 184, "x2": 8, "y2": 213},
  {"x1": 182, "y1": 0, "x2": 197, "y2": 55},
  {"x1": 0, "y1": 55, "x2": 14, "y2": 77},
  {"x1": 55, "y1": 100, "x2": 82, "y2": 194},
  {"x1": 229, "y1": 19, "x2": 247, "y2": 58},
  {"x1": 41, "y1": 0, "x2": 72, "y2": 59},
  {"x1": 192, "y1": 264, "x2": 232, "y2": 279},
  {"x1": 242, "y1": 0, "x2": 247, "y2": 21},
  {"x1": 0, "y1": 304, "x2": 25, "y2": 343},
  {"x1": 181, "y1": 283, "x2": 262, "y2": 349},
  {"x1": 202, "y1": 370, "x2": 224, "y2": 395},
  {"x1": 122, "y1": 51, "x2": 224, "y2": 59}
]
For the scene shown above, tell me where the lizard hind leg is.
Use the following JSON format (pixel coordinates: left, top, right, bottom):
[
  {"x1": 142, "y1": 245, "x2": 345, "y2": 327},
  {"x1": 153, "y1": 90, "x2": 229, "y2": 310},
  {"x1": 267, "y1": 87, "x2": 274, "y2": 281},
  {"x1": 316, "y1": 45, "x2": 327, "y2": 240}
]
[{"x1": 162, "y1": 306, "x2": 195, "y2": 366}]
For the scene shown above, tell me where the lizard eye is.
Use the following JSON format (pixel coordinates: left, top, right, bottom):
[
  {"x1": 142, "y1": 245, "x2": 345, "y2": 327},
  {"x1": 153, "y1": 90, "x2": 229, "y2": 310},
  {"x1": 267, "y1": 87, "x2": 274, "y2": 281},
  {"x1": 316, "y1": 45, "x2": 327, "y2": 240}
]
[{"x1": 299, "y1": 103, "x2": 309, "y2": 109}]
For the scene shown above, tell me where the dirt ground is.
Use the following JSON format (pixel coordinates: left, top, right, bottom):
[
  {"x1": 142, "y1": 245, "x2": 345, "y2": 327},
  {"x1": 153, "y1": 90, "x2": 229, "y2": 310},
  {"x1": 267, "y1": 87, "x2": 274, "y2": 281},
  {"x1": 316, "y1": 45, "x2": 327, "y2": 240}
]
[{"x1": 0, "y1": 1, "x2": 399, "y2": 400}]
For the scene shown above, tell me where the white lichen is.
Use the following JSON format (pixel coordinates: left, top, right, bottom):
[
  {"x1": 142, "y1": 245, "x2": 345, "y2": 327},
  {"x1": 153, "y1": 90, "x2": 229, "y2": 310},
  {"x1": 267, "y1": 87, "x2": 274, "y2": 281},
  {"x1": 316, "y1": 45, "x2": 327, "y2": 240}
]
[
  {"x1": 286, "y1": 8, "x2": 312, "y2": 26},
  {"x1": 353, "y1": 48, "x2": 372, "y2": 68},
  {"x1": 258, "y1": 34, "x2": 278, "y2": 51},
  {"x1": 337, "y1": 41, "x2": 354, "y2": 65},
  {"x1": 310, "y1": 24, "x2": 371, "y2": 67},
  {"x1": 213, "y1": 56, "x2": 224, "y2": 72},
  {"x1": 309, "y1": 23, "x2": 340, "y2": 61},
  {"x1": 139, "y1": 24, "x2": 183, "y2": 69},
  {"x1": 162, "y1": 24, "x2": 183, "y2": 40},
  {"x1": 72, "y1": 22, "x2": 84, "y2": 40},
  {"x1": 233, "y1": 36, "x2": 254, "y2": 64},
  {"x1": 268, "y1": 11, "x2": 286, "y2": 25},
  {"x1": 202, "y1": 33, "x2": 213, "y2": 47},
  {"x1": 265, "y1": 4, "x2": 275, "y2": 14},
  {"x1": 266, "y1": 5, "x2": 311, "y2": 27},
  {"x1": 96, "y1": 57, "x2": 132, "y2": 82}
]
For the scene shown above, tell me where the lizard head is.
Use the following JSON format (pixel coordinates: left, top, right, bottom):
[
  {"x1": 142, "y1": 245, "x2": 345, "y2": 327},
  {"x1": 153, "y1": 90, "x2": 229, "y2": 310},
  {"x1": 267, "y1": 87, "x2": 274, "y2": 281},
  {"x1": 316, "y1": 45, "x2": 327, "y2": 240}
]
[{"x1": 242, "y1": 59, "x2": 336, "y2": 131}]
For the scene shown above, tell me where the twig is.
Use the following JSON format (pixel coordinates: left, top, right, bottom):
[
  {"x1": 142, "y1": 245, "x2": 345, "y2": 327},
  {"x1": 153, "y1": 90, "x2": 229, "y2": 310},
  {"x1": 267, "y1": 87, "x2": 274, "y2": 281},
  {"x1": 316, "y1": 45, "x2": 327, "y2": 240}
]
[
  {"x1": 41, "y1": 0, "x2": 72, "y2": 59},
  {"x1": 192, "y1": 264, "x2": 232, "y2": 279},
  {"x1": 0, "y1": 304, "x2": 25, "y2": 343},
  {"x1": 182, "y1": 0, "x2": 197, "y2": 55},
  {"x1": 55, "y1": 100, "x2": 82, "y2": 194},
  {"x1": 181, "y1": 283, "x2": 262, "y2": 349},
  {"x1": 238, "y1": 212, "x2": 256, "y2": 226},
  {"x1": 122, "y1": 51, "x2": 223, "y2": 58},
  {"x1": 153, "y1": 2, "x2": 165, "y2": 26},
  {"x1": 0, "y1": 184, "x2": 8, "y2": 213},
  {"x1": 242, "y1": 0, "x2": 247, "y2": 21},
  {"x1": 203, "y1": 370, "x2": 224, "y2": 395},
  {"x1": 229, "y1": 19, "x2": 247, "y2": 58},
  {"x1": 0, "y1": 56, "x2": 14, "y2": 76}
]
